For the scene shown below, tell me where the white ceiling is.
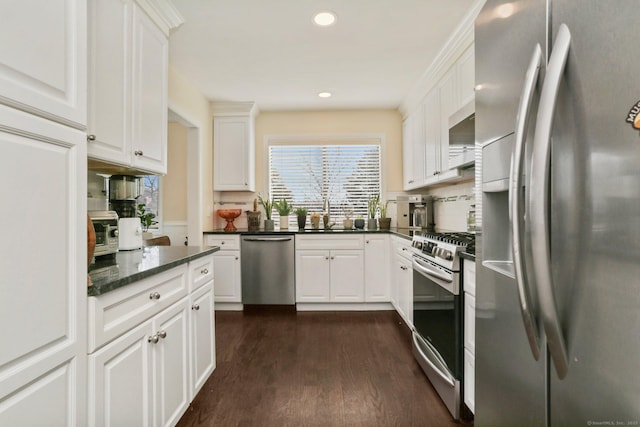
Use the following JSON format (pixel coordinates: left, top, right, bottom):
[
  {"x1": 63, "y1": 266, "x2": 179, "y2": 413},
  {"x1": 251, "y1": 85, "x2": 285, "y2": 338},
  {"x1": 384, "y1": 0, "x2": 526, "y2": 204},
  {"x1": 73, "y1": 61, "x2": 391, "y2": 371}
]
[{"x1": 169, "y1": 0, "x2": 476, "y2": 112}]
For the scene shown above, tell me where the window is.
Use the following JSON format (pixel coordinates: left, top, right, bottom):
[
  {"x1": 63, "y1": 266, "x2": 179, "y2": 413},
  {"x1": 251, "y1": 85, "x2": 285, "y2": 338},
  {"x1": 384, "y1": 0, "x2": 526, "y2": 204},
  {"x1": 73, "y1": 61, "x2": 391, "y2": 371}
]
[
  {"x1": 268, "y1": 143, "x2": 381, "y2": 222},
  {"x1": 138, "y1": 175, "x2": 160, "y2": 229}
]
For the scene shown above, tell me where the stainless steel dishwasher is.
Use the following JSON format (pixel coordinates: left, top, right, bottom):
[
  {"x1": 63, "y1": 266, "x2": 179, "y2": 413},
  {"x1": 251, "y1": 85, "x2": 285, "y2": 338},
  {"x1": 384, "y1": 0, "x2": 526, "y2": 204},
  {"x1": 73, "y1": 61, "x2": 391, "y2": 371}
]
[{"x1": 240, "y1": 234, "x2": 295, "y2": 305}]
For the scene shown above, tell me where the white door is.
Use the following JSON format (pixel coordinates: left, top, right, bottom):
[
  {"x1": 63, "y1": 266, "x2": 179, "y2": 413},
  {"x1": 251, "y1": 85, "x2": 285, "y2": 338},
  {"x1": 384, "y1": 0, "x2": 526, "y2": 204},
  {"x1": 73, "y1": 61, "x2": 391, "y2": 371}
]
[
  {"x1": 89, "y1": 320, "x2": 153, "y2": 427},
  {"x1": 330, "y1": 250, "x2": 364, "y2": 302},
  {"x1": 190, "y1": 282, "x2": 215, "y2": 398},
  {"x1": 364, "y1": 236, "x2": 389, "y2": 302},
  {"x1": 0, "y1": 106, "x2": 87, "y2": 426},
  {"x1": 0, "y1": 0, "x2": 86, "y2": 128},
  {"x1": 131, "y1": 4, "x2": 167, "y2": 174},
  {"x1": 213, "y1": 252, "x2": 241, "y2": 302},
  {"x1": 87, "y1": 0, "x2": 131, "y2": 165},
  {"x1": 295, "y1": 251, "x2": 330, "y2": 302},
  {"x1": 213, "y1": 117, "x2": 250, "y2": 190},
  {"x1": 153, "y1": 299, "x2": 190, "y2": 427}
]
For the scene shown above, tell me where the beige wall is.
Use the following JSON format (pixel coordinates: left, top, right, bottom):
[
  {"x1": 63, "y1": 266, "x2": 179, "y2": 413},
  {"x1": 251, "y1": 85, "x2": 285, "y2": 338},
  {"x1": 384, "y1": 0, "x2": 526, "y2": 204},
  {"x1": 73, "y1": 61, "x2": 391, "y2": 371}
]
[
  {"x1": 163, "y1": 122, "x2": 188, "y2": 221},
  {"x1": 254, "y1": 109, "x2": 404, "y2": 194},
  {"x1": 167, "y1": 67, "x2": 213, "y2": 234}
]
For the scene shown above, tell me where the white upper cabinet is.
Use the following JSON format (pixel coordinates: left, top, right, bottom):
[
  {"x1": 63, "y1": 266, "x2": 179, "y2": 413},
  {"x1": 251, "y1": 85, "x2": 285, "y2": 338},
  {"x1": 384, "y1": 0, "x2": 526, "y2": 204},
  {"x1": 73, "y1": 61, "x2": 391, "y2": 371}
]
[
  {"x1": 213, "y1": 102, "x2": 257, "y2": 191},
  {"x1": 87, "y1": 0, "x2": 181, "y2": 175},
  {"x1": 0, "y1": 0, "x2": 86, "y2": 129},
  {"x1": 457, "y1": 45, "x2": 475, "y2": 108},
  {"x1": 423, "y1": 88, "x2": 442, "y2": 179},
  {"x1": 402, "y1": 108, "x2": 426, "y2": 191}
]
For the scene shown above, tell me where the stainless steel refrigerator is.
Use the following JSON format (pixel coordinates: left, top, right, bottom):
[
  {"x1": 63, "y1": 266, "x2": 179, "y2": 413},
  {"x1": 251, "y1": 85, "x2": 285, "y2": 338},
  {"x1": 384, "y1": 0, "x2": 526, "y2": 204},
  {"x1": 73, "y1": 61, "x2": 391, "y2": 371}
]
[{"x1": 475, "y1": 0, "x2": 640, "y2": 425}]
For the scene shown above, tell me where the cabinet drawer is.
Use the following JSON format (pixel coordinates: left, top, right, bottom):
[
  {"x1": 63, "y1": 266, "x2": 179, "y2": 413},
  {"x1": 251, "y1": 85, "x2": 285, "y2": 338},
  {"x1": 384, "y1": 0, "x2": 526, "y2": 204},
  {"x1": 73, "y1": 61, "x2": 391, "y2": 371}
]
[
  {"x1": 295, "y1": 234, "x2": 364, "y2": 250},
  {"x1": 88, "y1": 264, "x2": 188, "y2": 352},
  {"x1": 204, "y1": 234, "x2": 240, "y2": 250},
  {"x1": 189, "y1": 255, "x2": 214, "y2": 292},
  {"x1": 463, "y1": 259, "x2": 476, "y2": 296}
]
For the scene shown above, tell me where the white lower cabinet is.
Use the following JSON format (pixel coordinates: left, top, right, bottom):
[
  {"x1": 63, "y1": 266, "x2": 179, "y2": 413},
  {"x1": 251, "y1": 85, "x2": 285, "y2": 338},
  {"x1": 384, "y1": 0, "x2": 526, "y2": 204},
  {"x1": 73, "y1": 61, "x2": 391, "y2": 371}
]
[
  {"x1": 364, "y1": 235, "x2": 390, "y2": 302},
  {"x1": 205, "y1": 235, "x2": 242, "y2": 307},
  {"x1": 88, "y1": 255, "x2": 216, "y2": 426},
  {"x1": 329, "y1": 250, "x2": 365, "y2": 302},
  {"x1": 390, "y1": 236, "x2": 414, "y2": 328},
  {"x1": 463, "y1": 258, "x2": 476, "y2": 414}
]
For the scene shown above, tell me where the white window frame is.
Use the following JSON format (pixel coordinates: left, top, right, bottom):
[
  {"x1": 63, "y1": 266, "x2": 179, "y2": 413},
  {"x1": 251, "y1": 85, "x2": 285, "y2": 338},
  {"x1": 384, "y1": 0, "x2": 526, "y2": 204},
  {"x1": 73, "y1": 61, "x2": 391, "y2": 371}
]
[{"x1": 264, "y1": 133, "x2": 387, "y2": 220}]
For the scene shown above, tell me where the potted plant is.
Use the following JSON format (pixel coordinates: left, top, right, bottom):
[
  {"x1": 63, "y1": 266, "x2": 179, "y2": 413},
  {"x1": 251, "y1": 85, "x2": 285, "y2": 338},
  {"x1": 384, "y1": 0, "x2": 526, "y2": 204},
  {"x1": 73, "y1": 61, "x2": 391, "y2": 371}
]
[
  {"x1": 378, "y1": 200, "x2": 391, "y2": 230},
  {"x1": 367, "y1": 194, "x2": 379, "y2": 230},
  {"x1": 137, "y1": 203, "x2": 157, "y2": 239},
  {"x1": 258, "y1": 194, "x2": 274, "y2": 231},
  {"x1": 354, "y1": 215, "x2": 365, "y2": 230},
  {"x1": 294, "y1": 207, "x2": 308, "y2": 230},
  {"x1": 274, "y1": 199, "x2": 292, "y2": 229},
  {"x1": 310, "y1": 213, "x2": 321, "y2": 230},
  {"x1": 343, "y1": 208, "x2": 353, "y2": 230}
]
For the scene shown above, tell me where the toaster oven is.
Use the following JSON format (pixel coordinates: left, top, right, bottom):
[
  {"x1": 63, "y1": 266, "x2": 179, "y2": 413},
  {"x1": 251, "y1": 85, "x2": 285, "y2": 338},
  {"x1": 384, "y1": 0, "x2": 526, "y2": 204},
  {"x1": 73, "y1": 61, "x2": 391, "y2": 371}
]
[{"x1": 88, "y1": 210, "x2": 119, "y2": 257}]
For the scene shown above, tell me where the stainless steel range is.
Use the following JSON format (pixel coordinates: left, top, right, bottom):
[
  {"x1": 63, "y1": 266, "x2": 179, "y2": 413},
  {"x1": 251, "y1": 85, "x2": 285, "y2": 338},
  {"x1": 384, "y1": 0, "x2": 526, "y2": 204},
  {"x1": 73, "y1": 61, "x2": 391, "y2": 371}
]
[{"x1": 410, "y1": 232, "x2": 474, "y2": 420}]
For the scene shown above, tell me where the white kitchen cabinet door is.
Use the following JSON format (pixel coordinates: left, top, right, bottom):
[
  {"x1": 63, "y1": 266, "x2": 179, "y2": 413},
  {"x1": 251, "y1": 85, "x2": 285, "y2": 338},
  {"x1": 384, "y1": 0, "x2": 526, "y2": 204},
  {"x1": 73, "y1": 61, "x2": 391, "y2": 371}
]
[
  {"x1": 89, "y1": 320, "x2": 153, "y2": 427},
  {"x1": 364, "y1": 235, "x2": 390, "y2": 302},
  {"x1": 423, "y1": 88, "x2": 441, "y2": 179},
  {"x1": 152, "y1": 298, "x2": 190, "y2": 427},
  {"x1": 402, "y1": 117, "x2": 414, "y2": 190},
  {"x1": 0, "y1": 0, "x2": 86, "y2": 129},
  {"x1": 393, "y1": 252, "x2": 413, "y2": 328},
  {"x1": 213, "y1": 251, "x2": 242, "y2": 303},
  {"x1": 330, "y1": 250, "x2": 364, "y2": 302},
  {"x1": 213, "y1": 116, "x2": 255, "y2": 191},
  {"x1": 457, "y1": 44, "x2": 475, "y2": 108},
  {"x1": 464, "y1": 347, "x2": 475, "y2": 413},
  {"x1": 131, "y1": 3, "x2": 168, "y2": 174},
  {"x1": 464, "y1": 292, "x2": 476, "y2": 355},
  {"x1": 0, "y1": 105, "x2": 87, "y2": 426},
  {"x1": 87, "y1": 0, "x2": 131, "y2": 166},
  {"x1": 295, "y1": 250, "x2": 331, "y2": 302},
  {"x1": 438, "y1": 67, "x2": 457, "y2": 172},
  {"x1": 190, "y1": 282, "x2": 215, "y2": 399}
]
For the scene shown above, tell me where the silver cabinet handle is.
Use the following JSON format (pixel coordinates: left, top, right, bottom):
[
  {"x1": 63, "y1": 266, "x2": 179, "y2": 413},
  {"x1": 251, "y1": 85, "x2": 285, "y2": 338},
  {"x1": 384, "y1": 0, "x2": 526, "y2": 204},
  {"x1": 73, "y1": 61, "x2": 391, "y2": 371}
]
[
  {"x1": 158, "y1": 330, "x2": 167, "y2": 339},
  {"x1": 400, "y1": 265, "x2": 408, "y2": 271},
  {"x1": 330, "y1": 256, "x2": 335, "y2": 260},
  {"x1": 242, "y1": 237, "x2": 292, "y2": 242},
  {"x1": 87, "y1": 134, "x2": 96, "y2": 142},
  {"x1": 192, "y1": 304, "x2": 200, "y2": 311},
  {"x1": 366, "y1": 240, "x2": 370, "y2": 244},
  {"x1": 200, "y1": 268, "x2": 209, "y2": 274},
  {"x1": 149, "y1": 292, "x2": 160, "y2": 300},
  {"x1": 530, "y1": 23, "x2": 571, "y2": 380},
  {"x1": 510, "y1": 43, "x2": 543, "y2": 362},
  {"x1": 325, "y1": 256, "x2": 329, "y2": 260},
  {"x1": 134, "y1": 150, "x2": 143, "y2": 156},
  {"x1": 221, "y1": 241, "x2": 225, "y2": 245},
  {"x1": 148, "y1": 334, "x2": 159, "y2": 344},
  {"x1": 235, "y1": 256, "x2": 239, "y2": 260}
]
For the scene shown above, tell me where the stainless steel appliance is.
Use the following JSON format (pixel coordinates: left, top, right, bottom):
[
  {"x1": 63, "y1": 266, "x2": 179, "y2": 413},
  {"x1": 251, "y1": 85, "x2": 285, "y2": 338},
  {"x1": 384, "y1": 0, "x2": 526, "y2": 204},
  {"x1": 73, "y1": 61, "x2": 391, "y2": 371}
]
[
  {"x1": 88, "y1": 210, "x2": 119, "y2": 257},
  {"x1": 410, "y1": 232, "x2": 474, "y2": 420},
  {"x1": 476, "y1": 1, "x2": 640, "y2": 424},
  {"x1": 109, "y1": 174, "x2": 140, "y2": 219},
  {"x1": 448, "y1": 100, "x2": 475, "y2": 169},
  {"x1": 240, "y1": 235, "x2": 295, "y2": 305},
  {"x1": 396, "y1": 195, "x2": 434, "y2": 232}
]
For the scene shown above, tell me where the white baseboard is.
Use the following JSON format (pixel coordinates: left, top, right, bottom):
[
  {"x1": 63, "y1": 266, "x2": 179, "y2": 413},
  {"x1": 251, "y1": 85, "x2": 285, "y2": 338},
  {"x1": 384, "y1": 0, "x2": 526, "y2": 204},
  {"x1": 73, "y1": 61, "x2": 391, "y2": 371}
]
[
  {"x1": 295, "y1": 302, "x2": 393, "y2": 311},
  {"x1": 214, "y1": 302, "x2": 243, "y2": 311}
]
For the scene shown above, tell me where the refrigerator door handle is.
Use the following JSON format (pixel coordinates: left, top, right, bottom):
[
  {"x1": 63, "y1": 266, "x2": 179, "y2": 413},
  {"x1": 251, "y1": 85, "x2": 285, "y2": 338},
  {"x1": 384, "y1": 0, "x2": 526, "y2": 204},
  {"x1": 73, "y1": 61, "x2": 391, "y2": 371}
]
[
  {"x1": 509, "y1": 43, "x2": 543, "y2": 361},
  {"x1": 529, "y1": 23, "x2": 571, "y2": 379}
]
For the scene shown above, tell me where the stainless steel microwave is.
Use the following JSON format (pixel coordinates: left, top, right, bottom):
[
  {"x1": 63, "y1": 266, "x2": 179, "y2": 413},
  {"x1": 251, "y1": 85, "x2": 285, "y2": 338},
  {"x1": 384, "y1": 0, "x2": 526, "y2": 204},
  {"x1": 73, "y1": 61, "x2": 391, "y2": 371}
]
[
  {"x1": 89, "y1": 210, "x2": 119, "y2": 257},
  {"x1": 448, "y1": 100, "x2": 475, "y2": 169}
]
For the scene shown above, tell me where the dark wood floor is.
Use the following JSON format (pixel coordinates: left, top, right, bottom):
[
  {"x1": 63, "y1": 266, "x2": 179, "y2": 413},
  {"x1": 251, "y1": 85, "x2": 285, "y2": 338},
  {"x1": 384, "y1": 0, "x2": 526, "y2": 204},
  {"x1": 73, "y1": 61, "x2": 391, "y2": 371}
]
[{"x1": 177, "y1": 309, "x2": 470, "y2": 427}]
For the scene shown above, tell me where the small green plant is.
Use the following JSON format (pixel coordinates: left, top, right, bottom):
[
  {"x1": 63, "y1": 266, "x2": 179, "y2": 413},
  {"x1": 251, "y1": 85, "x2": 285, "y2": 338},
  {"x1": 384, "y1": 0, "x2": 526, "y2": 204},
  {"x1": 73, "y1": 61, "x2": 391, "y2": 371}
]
[
  {"x1": 257, "y1": 194, "x2": 273, "y2": 220},
  {"x1": 137, "y1": 203, "x2": 157, "y2": 231},
  {"x1": 343, "y1": 207, "x2": 354, "y2": 220},
  {"x1": 274, "y1": 199, "x2": 292, "y2": 216},
  {"x1": 368, "y1": 194, "x2": 380, "y2": 219},
  {"x1": 379, "y1": 200, "x2": 389, "y2": 218},
  {"x1": 294, "y1": 206, "x2": 308, "y2": 216}
]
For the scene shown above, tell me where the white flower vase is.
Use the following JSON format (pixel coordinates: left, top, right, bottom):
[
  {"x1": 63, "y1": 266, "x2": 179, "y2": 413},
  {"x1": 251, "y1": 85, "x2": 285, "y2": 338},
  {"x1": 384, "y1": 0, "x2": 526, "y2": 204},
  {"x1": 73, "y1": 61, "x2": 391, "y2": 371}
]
[{"x1": 280, "y1": 215, "x2": 289, "y2": 230}]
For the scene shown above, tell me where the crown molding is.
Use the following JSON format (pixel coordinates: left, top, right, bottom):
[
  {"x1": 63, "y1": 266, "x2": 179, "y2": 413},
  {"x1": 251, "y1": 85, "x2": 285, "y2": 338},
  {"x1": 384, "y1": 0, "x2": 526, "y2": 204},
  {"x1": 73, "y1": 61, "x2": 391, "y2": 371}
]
[
  {"x1": 135, "y1": 0, "x2": 185, "y2": 35},
  {"x1": 211, "y1": 101, "x2": 259, "y2": 117}
]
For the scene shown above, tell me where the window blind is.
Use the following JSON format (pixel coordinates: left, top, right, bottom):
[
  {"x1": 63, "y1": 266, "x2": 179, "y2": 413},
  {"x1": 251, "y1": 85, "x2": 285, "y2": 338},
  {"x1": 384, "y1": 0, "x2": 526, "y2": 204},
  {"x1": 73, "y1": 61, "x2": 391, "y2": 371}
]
[{"x1": 268, "y1": 144, "x2": 381, "y2": 223}]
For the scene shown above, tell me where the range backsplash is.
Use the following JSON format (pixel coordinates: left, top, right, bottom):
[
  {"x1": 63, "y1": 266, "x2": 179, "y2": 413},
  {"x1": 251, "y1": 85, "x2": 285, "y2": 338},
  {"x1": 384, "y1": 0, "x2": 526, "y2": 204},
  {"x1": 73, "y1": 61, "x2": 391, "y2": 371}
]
[{"x1": 428, "y1": 181, "x2": 475, "y2": 232}]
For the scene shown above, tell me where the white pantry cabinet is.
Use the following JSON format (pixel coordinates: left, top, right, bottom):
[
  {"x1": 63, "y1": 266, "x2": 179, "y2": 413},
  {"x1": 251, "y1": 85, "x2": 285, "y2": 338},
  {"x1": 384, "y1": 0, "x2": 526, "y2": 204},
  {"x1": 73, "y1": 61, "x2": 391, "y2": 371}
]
[
  {"x1": 213, "y1": 102, "x2": 257, "y2": 191},
  {"x1": 463, "y1": 258, "x2": 476, "y2": 414},
  {"x1": 204, "y1": 235, "x2": 242, "y2": 308},
  {"x1": 364, "y1": 235, "x2": 390, "y2": 302},
  {"x1": 0, "y1": 105, "x2": 87, "y2": 427},
  {"x1": 87, "y1": 0, "x2": 180, "y2": 175},
  {"x1": 0, "y1": 0, "x2": 86, "y2": 129}
]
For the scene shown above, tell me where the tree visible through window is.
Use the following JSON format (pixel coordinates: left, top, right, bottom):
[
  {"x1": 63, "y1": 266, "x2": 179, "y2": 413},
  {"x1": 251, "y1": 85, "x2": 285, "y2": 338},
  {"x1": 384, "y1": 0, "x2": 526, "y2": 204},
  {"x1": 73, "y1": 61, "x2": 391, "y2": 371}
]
[
  {"x1": 269, "y1": 144, "x2": 381, "y2": 223},
  {"x1": 138, "y1": 175, "x2": 160, "y2": 229}
]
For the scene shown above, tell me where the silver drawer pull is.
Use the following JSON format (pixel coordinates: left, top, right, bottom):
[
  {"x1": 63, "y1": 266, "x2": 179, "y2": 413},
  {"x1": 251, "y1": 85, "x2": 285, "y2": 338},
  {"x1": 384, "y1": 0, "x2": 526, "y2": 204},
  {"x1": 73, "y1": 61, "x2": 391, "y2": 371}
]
[
  {"x1": 200, "y1": 268, "x2": 209, "y2": 274},
  {"x1": 148, "y1": 334, "x2": 159, "y2": 344},
  {"x1": 158, "y1": 330, "x2": 167, "y2": 339},
  {"x1": 192, "y1": 304, "x2": 200, "y2": 311},
  {"x1": 134, "y1": 150, "x2": 144, "y2": 156},
  {"x1": 87, "y1": 134, "x2": 96, "y2": 142},
  {"x1": 149, "y1": 292, "x2": 161, "y2": 300}
]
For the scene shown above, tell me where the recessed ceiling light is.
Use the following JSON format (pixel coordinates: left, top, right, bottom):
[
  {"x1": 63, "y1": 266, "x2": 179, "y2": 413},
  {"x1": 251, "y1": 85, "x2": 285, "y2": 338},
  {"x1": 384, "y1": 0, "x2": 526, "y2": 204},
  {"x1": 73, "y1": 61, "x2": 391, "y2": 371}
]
[
  {"x1": 313, "y1": 11, "x2": 337, "y2": 27},
  {"x1": 318, "y1": 92, "x2": 332, "y2": 98}
]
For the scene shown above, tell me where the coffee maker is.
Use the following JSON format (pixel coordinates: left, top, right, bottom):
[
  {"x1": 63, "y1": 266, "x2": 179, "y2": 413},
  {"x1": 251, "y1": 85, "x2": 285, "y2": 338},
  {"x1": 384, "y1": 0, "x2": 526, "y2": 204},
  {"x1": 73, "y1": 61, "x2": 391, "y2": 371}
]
[
  {"x1": 396, "y1": 195, "x2": 434, "y2": 232},
  {"x1": 109, "y1": 175, "x2": 143, "y2": 250}
]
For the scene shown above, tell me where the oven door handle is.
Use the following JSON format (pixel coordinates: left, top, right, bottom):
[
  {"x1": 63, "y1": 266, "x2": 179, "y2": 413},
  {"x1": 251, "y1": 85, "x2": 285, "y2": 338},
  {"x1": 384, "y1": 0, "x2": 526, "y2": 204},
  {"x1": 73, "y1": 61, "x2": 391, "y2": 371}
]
[
  {"x1": 412, "y1": 333, "x2": 455, "y2": 386},
  {"x1": 412, "y1": 257, "x2": 453, "y2": 283}
]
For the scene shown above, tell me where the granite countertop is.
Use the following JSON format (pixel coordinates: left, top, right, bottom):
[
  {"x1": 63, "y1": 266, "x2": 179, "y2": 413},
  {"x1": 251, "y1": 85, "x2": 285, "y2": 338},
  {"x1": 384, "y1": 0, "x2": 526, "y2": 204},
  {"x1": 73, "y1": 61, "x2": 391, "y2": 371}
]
[
  {"x1": 203, "y1": 227, "x2": 414, "y2": 240},
  {"x1": 88, "y1": 246, "x2": 219, "y2": 297}
]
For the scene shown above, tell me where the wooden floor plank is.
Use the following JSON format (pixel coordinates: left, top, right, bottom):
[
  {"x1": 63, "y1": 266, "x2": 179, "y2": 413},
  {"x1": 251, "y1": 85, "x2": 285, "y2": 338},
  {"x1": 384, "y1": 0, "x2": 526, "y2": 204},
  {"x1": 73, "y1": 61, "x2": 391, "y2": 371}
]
[{"x1": 177, "y1": 309, "x2": 469, "y2": 426}]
